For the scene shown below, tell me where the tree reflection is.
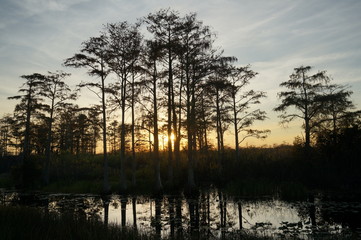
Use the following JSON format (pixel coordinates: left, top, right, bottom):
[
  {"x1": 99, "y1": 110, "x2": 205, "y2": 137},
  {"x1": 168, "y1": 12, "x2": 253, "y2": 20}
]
[
  {"x1": 121, "y1": 197, "x2": 127, "y2": 227},
  {"x1": 238, "y1": 200, "x2": 242, "y2": 230},
  {"x1": 175, "y1": 197, "x2": 183, "y2": 237},
  {"x1": 309, "y1": 194, "x2": 317, "y2": 227},
  {"x1": 168, "y1": 196, "x2": 175, "y2": 237},
  {"x1": 186, "y1": 193, "x2": 200, "y2": 239},
  {"x1": 199, "y1": 191, "x2": 210, "y2": 237},
  {"x1": 218, "y1": 191, "x2": 227, "y2": 239},
  {"x1": 132, "y1": 197, "x2": 137, "y2": 229},
  {"x1": 2, "y1": 191, "x2": 361, "y2": 238},
  {"x1": 155, "y1": 197, "x2": 162, "y2": 237},
  {"x1": 102, "y1": 195, "x2": 110, "y2": 226}
]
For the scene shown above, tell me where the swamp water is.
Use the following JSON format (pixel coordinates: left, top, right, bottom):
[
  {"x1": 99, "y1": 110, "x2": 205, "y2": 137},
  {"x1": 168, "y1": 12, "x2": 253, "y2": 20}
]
[{"x1": 1, "y1": 189, "x2": 361, "y2": 239}]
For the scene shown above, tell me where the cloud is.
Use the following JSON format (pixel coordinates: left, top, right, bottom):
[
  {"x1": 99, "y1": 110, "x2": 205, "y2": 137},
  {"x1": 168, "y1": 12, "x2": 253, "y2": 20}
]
[{"x1": 12, "y1": 0, "x2": 90, "y2": 15}]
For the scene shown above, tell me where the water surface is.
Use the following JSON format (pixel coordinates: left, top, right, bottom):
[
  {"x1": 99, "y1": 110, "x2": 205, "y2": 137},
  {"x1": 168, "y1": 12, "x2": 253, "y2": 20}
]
[{"x1": 1, "y1": 189, "x2": 360, "y2": 239}]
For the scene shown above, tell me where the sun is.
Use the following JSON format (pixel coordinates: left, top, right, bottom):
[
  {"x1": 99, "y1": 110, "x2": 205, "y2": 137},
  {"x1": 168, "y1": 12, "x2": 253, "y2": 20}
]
[
  {"x1": 162, "y1": 133, "x2": 175, "y2": 150},
  {"x1": 164, "y1": 133, "x2": 175, "y2": 144}
]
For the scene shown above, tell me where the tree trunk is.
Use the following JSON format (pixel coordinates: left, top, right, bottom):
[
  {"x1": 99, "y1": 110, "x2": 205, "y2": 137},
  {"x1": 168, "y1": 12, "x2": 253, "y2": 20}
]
[
  {"x1": 102, "y1": 74, "x2": 110, "y2": 194},
  {"x1": 121, "y1": 197, "x2": 127, "y2": 227},
  {"x1": 132, "y1": 197, "x2": 137, "y2": 229},
  {"x1": 167, "y1": 61, "x2": 173, "y2": 186},
  {"x1": 23, "y1": 84, "x2": 33, "y2": 162},
  {"x1": 302, "y1": 71, "x2": 311, "y2": 150},
  {"x1": 174, "y1": 71, "x2": 183, "y2": 176},
  {"x1": 153, "y1": 61, "x2": 163, "y2": 192},
  {"x1": 44, "y1": 98, "x2": 54, "y2": 185},
  {"x1": 187, "y1": 75, "x2": 196, "y2": 190},
  {"x1": 305, "y1": 117, "x2": 311, "y2": 149},
  {"x1": 120, "y1": 74, "x2": 127, "y2": 192},
  {"x1": 232, "y1": 92, "x2": 239, "y2": 161},
  {"x1": 131, "y1": 71, "x2": 136, "y2": 187},
  {"x1": 215, "y1": 89, "x2": 222, "y2": 162}
]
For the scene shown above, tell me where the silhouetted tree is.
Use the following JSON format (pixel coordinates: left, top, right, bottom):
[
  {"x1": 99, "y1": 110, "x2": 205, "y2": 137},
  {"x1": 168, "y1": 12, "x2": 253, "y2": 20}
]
[
  {"x1": 106, "y1": 21, "x2": 142, "y2": 191},
  {"x1": 206, "y1": 77, "x2": 231, "y2": 159},
  {"x1": 87, "y1": 106, "x2": 101, "y2": 155},
  {"x1": 139, "y1": 40, "x2": 164, "y2": 192},
  {"x1": 57, "y1": 104, "x2": 78, "y2": 154},
  {"x1": 145, "y1": 8, "x2": 183, "y2": 185},
  {"x1": 195, "y1": 87, "x2": 212, "y2": 153},
  {"x1": 129, "y1": 59, "x2": 142, "y2": 187},
  {"x1": 40, "y1": 71, "x2": 75, "y2": 185},
  {"x1": 64, "y1": 34, "x2": 111, "y2": 193},
  {"x1": 0, "y1": 116, "x2": 13, "y2": 156},
  {"x1": 108, "y1": 120, "x2": 119, "y2": 153},
  {"x1": 316, "y1": 84, "x2": 356, "y2": 144},
  {"x1": 274, "y1": 66, "x2": 330, "y2": 149},
  {"x1": 8, "y1": 73, "x2": 46, "y2": 161},
  {"x1": 179, "y1": 12, "x2": 215, "y2": 190},
  {"x1": 228, "y1": 65, "x2": 268, "y2": 161}
]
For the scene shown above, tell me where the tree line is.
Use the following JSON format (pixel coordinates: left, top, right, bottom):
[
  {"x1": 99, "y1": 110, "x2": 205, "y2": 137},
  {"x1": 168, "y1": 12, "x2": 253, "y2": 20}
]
[{"x1": 1, "y1": 9, "x2": 360, "y2": 193}]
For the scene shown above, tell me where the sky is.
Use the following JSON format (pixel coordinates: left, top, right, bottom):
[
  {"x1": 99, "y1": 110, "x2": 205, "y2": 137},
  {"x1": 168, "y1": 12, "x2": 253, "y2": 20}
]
[{"x1": 1, "y1": 0, "x2": 361, "y2": 147}]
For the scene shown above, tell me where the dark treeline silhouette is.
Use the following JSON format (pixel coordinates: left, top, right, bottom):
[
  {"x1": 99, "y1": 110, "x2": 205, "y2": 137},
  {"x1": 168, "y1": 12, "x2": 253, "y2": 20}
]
[{"x1": 1, "y1": 9, "x2": 361, "y2": 195}]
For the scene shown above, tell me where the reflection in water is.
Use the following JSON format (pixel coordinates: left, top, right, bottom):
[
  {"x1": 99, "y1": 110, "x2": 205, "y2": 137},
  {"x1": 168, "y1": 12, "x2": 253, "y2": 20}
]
[
  {"x1": 168, "y1": 196, "x2": 175, "y2": 237},
  {"x1": 175, "y1": 197, "x2": 183, "y2": 236},
  {"x1": 102, "y1": 195, "x2": 110, "y2": 226},
  {"x1": 121, "y1": 197, "x2": 127, "y2": 227},
  {"x1": 132, "y1": 197, "x2": 137, "y2": 229},
  {"x1": 187, "y1": 195, "x2": 199, "y2": 238},
  {"x1": 309, "y1": 194, "x2": 317, "y2": 227},
  {"x1": 154, "y1": 197, "x2": 161, "y2": 236},
  {"x1": 238, "y1": 201, "x2": 242, "y2": 230},
  {"x1": 1, "y1": 190, "x2": 361, "y2": 238}
]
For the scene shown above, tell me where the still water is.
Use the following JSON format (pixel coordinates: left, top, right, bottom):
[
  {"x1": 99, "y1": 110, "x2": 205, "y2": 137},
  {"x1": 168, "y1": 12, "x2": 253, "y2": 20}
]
[{"x1": 1, "y1": 189, "x2": 361, "y2": 239}]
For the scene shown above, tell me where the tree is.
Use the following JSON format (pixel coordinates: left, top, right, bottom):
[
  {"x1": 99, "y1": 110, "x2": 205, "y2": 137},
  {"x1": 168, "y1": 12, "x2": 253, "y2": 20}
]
[
  {"x1": 195, "y1": 87, "x2": 213, "y2": 153},
  {"x1": 178, "y1": 12, "x2": 216, "y2": 189},
  {"x1": 56, "y1": 104, "x2": 78, "y2": 154},
  {"x1": 228, "y1": 65, "x2": 268, "y2": 161},
  {"x1": 0, "y1": 115, "x2": 23, "y2": 155},
  {"x1": 129, "y1": 68, "x2": 142, "y2": 187},
  {"x1": 87, "y1": 106, "x2": 102, "y2": 155},
  {"x1": 105, "y1": 21, "x2": 142, "y2": 191},
  {"x1": 313, "y1": 84, "x2": 360, "y2": 146},
  {"x1": 274, "y1": 66, "x2": 330, "y2": 149},
  {"x1": 40, "y1": 71, "x2": 75, "y2": 185},
  {"x1": 205, "y1": 77, "x2": 231, "y2": 159},
  {"x1": 0, "y1": 116, "x2": 11, "y2": 156},
  {"x1": 64, "y1": 34, "x2": 111, "y2": 193},
  {"x1": 145, "y1": 8, "x2": 182, "y2": 185},
  {"x1": 139, "y1": 40, "x2": 164, "y2": 191},
  {"x1": 8, "y1": 73, "x2": 46, "y2": 161},
  {"x1": 108, "y1": 120, "x2": 119, "y2": 154},
  {"x1": 319, "y1": 84, "x2": 354, "y2": 141}
]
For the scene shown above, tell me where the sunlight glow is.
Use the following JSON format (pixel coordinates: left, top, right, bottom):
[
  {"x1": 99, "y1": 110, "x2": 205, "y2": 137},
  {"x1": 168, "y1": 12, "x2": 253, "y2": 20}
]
[{"x1": 162, "y1": 133, "x2": 175, "y2": 150}]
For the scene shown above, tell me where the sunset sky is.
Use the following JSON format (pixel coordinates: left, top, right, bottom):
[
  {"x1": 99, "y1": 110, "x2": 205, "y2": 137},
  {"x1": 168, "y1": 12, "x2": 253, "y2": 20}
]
[{"x1": 1, "y1": 0, "x2": 361, "y2": 147}]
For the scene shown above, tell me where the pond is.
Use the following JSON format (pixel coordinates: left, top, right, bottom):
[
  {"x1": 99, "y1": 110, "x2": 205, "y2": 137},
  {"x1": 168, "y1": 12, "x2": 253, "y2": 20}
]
[{"x1": 1, "y1": 189, "x2": 361, "y2": 239}]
